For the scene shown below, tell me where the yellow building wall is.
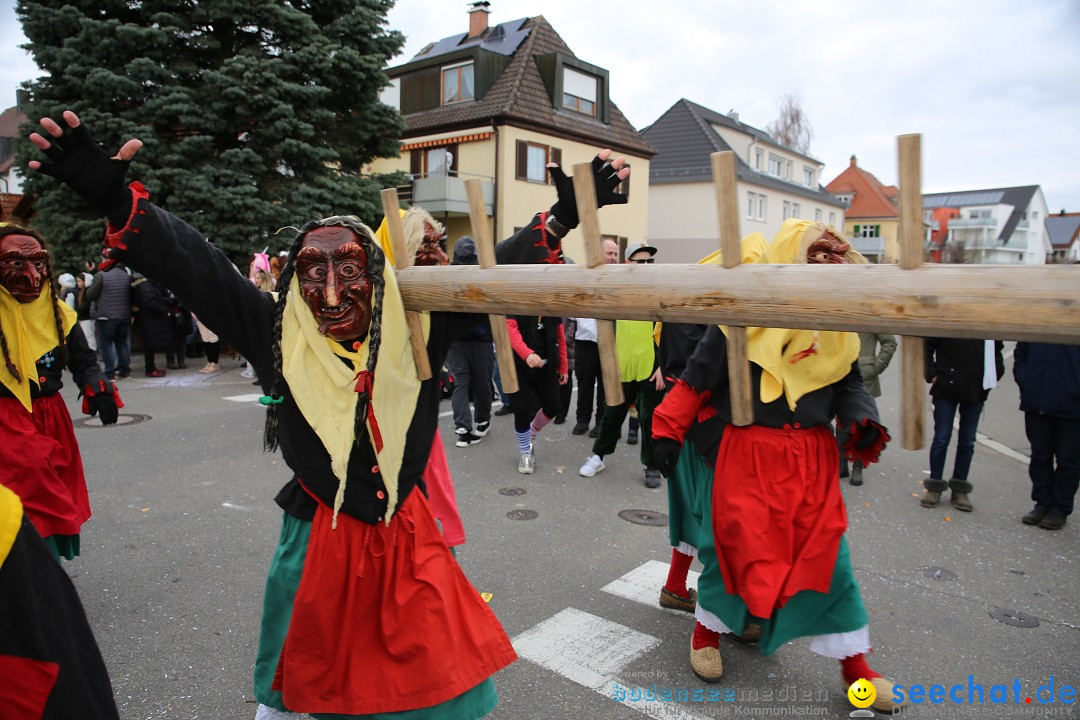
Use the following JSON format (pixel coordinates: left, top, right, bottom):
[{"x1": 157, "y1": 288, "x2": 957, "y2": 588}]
[{"x1": 843, "y1": 218, "x2": 899, "y2": 263}]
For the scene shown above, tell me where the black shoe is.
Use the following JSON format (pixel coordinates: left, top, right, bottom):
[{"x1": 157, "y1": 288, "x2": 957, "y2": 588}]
[
  {"x1": 572, "y1": 422, "x2": 589, "y2": 436},
  {"x1": 627, "y1": 428, "x2": 639, "y2": 445},
  {"x1": 644, "y1": 468, "x2": 662, "y2": 488},
  {"x1": 1039, "y1": 511, "x2": 1067, "y2": 531},
  {"x1": 849, "y1": 464, "x2": 863, "y2": 486},
  {"x1": 494, "y1": 405, "x2": 512, "y2": 416},
  {"x1": 455, "y1": 431, "x2": 483, "y2": 448},
  {"x1": 474, "y1": 421, "x2": 491, "y2": 437},
  {"x1": 554, "y1": 415, "x2": 566, "y2": 425},
  {"x1": 1021, "y1": 507, "x2": 1048, "y2": 526},
  {"x1": 588, "y1": 426, "x2": 598, "y2": 439}
]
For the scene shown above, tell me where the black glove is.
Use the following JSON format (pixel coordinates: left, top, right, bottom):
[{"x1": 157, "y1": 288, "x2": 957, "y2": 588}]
[
  {"x1": 854, "y1": 422, "x2": 882, "y2": 451},
  {"x1": 654, "y1": 437, "x2": 683, "y2": 478},
  {"x1": 547, "y1": 153, "x2": 629, "y2": 231},
  {"x1": 34, "y1": 120, "x2": 133, "y2": 226},
  {"x1": 88, "y1": 391, "x2": 119, "y2": 425}
]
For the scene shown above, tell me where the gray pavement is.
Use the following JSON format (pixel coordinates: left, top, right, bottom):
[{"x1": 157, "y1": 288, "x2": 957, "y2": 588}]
[{"x1": 61, "y1": 345, "x2": 1079, "y2": 719}]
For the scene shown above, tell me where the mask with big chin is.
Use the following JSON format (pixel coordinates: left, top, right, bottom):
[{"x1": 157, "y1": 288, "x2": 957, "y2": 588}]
[
  {"x1": 295, "y1": 225, "x2": 374, "y2": 342},
  {"x1": 0, "y1": 234, "x2": 48, "y2": 303}
]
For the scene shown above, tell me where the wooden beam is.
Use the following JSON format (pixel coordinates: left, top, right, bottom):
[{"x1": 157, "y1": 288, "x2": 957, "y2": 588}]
[
  {"x1": 573, "y1": 161, "x2": 624, "y2": 406},
  {"x1": 393, "y1": 263, "x2": 1080, "y2": 344},
  {"x1": 898, "y1": 134, "x2": 925, "y2": 450},
  {"x1": 378, "y1": 188, "x2": 433, "y2": 381},
  {"x1": 465, "y1": 178, "x2": 519, "y2": 395},
  {"x1": 712, "y1": 151, "x2": 753, "y2": 426}
]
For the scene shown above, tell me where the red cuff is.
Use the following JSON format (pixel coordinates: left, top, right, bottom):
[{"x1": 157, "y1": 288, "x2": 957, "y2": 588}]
[
  {"x1": 101, "y1": 181, "x2": 150, "y2": 270},
  {"x1": 652, "y1": 379, "x2": 710, "y2": 443},
  {"x1": 844, "y1": 418, "x2": 890, "y2": 466}
]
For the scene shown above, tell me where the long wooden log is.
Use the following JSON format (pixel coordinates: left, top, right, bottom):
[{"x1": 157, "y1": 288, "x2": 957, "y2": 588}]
[
  {"x1": 712, "y1": 151, "x2": 753, "y2": 426},
  {"x1": 573, "y1": 162, "x2": 624, "y2": 406},
  {"x1": 898, "y1": 134, "x2": 926, "y2": 450},
  {"x1": 379, "y1": 188, "x2": 433, "y2": 381},
  {"x1": 393, "y1": 263, "x2": 1080, "y2": 344},
  {"x1": 464, "y1": 179, "x2": 519, "y2": 395}
]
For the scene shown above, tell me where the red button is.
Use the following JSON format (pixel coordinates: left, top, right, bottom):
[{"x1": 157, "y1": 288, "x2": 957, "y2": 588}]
[
  {"x1": 793, "y1": 422, "x2": 801, "y2": 429},
  {"x1": 372, "y1": 465, "x2": 379, "y2": 473},
  {"x1": 352, "y1": 341, "x2": 362, "y2": 350},
  {"x1": 376, "y1": 490, "x2": 385, "y2": 500},
  {"x1": 39, "y1": 376, "x2": 46, "y2": 383}
]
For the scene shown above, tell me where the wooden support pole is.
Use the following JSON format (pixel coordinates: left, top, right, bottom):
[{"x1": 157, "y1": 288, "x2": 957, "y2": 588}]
[
  {"x1": 379, "y1": 188, "x2": 433, "y2": 381},
  {"x1": 573, "y1": 161, "x2": 624, "y2": 406},
  {"x1": 465, "y1": 178, "x2": 518, "y2": 395},
  {"x1": 712, "y1": 151, "x2": 753, "y2": 426},
  {"x1": 898, "y1": 134, "x2": 925, "y2": 450}
]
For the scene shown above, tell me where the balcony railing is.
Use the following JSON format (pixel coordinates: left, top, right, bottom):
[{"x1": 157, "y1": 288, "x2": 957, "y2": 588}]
[
  {"x1": 408, "y1": 171, "x2": 494, "y2": 216},
  {"x1": 948, "y1": 217, "x2": 998, "y2": 228},
  {"x1": 850, "y1": 237, "x2": 885, "y2": 256}
]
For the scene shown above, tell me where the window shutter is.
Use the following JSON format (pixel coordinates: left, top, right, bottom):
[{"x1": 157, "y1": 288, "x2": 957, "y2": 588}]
[
  {"x1": 516, "y1": 140, "x2": 527, "y2": 180},
  {"x1": 548, "y1": 147, "x2": 562, "y2": 185},
  {"x1": 410, "y1": 150, "x2": 421, "y2": 177}
]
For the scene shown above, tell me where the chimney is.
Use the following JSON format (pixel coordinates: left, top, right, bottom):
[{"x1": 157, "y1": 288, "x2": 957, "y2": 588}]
[
  {"x1": 850, "y1": 154, "x2": 857, "y2": 167},
  {"x1": 468, "y1": 1, "x2": 491, "y2": 38},
  {"x1": 728, "y1": 109, "x2": 739, "y2": 123}
]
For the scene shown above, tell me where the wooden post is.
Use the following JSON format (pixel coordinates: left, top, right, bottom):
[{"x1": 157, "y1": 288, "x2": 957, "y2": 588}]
[
  {"x1": 712, "y1": 151, "x2": 753, "y2": 426},
  {"x1": 379, "y1": 188, "x2": 433, "y2": 381},
  {"x1": 574, "y1": 161, "x2": 624, "y2": 406},
  {"x1": 898, "y1": 134, "x2": 925, "y2": 450},
  {"x1": 464, "y1": 179, "x2": 519, "y2": 395}
]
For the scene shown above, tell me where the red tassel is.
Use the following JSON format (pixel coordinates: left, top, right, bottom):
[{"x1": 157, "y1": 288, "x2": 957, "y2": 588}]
[{"x1": 353, "y1": 370, "x2": 383, "y2": 452}]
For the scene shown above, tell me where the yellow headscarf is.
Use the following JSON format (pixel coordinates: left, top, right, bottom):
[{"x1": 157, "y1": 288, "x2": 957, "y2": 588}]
[
  {"x1": 280, "y1": 219, "x2": 428, "y2": 527},
  {"x1": 728, "y1": 219, "x2": 860, "y2": 409},
  {"x1": 0, "y1": 284, "x2": 77, "y2": 412}
]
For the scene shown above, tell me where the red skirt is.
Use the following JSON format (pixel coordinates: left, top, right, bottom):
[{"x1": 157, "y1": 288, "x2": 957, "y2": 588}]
[
  {"x1": 712, "y1": 424, "x2": 847, "y2": 619},
  {"x1": 0, "y1": 394, "x2": 90, "y2": 539},
  {"x1": 424, "y1": 430, "x2": 466, "y2": 547},
  {"x1": 276, "y1": 489, "x2": 516, "y2": 714}
]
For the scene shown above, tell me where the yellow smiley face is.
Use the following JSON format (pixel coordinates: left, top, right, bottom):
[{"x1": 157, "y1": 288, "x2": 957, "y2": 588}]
[{"x1": 848, "y1": 678, "x2": 877, "y2": 709}]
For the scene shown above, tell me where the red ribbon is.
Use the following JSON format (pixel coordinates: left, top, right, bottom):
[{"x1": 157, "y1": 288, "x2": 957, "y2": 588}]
[{"x1": 353, "y1": 370, "x2": 383, "y2": 453}]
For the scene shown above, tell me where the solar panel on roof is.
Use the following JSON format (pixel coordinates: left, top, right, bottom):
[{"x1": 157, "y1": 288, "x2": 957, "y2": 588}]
[
  {"x1": 411, "y1": 18, "x2": 530, "y2": 61},
  {"x1": 923, "y1": 190, "x2": 1005, "y2": 208}
]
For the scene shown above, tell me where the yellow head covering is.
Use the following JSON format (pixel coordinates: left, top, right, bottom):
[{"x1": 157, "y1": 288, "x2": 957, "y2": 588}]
[
  {"x1": 728, "y1": 219, "x2": 860, "y2": 409},
  {"x1": 0, "y1": 283, "x2": 77, "y2": 412},
  {"x1": 280, "y1": 218, "x2": 427, "y2": 527}
]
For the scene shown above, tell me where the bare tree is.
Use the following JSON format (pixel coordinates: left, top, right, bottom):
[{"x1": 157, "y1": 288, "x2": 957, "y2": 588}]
[{"x1": 767, "y1": 93, "x2": 814, "y2": 154}]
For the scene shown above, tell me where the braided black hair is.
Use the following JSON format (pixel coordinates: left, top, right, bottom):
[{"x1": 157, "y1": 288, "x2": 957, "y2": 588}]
[
  {"x1": 0, "y1": 224, "x2": 68, "y2": 380},
  {"x1": 263, "y1": 216, "x2": 386, "y2": 452}
]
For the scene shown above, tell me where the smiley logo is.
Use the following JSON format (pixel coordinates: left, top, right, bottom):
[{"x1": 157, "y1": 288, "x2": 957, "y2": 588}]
[{"x1": 847, "y1": 678, "x2": 877, "y2": 709}]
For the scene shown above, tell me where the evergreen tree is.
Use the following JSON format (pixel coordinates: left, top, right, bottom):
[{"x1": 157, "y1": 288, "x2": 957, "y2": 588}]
[{"x1": 15, "y1": 0, "x2": 406, "y2": 269}]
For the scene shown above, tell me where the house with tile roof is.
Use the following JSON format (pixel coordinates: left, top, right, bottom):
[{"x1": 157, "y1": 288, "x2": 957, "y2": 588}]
[
  {"x1": 367, "y1": 3, "x2": 655, "y2": 261},
  {"x1": 641, "y1": 98, "x2": 845, "y2": 263},
  {"x1": 825, "y1": 155, "x2": 900, "y2": 263},
  {"x1": 0, "y1": 99, "x2": 33, "y2": 224},
  {"x1": 923, "y1": 185, "x2": 1051, "y2": 264},
  {"x1": 1046, "y1": 211, "x2": 1080, "y2": 263}
]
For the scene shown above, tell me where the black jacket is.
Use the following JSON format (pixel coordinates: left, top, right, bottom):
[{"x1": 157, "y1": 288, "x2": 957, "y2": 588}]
[
  {"x1": 1014, "y1": 342, "x2": 1080, "y2": 419},
  {"x1": 925, "y1": 338, "x2": 1005, "y2": 403}
]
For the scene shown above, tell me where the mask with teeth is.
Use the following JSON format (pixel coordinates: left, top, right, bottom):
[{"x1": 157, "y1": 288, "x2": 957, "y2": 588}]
[{"x1": 296, "y1": 225, "x2": 374, "y2": 341}]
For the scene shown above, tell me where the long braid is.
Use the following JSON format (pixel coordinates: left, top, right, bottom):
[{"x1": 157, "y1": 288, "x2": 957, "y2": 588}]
[
  {"x1": 0, "y1": 325, "x2": 17, "y2": 382},
  {"x1": 263, "y1": 236, "x2": 302, "y2": 452},
  {"x1": 43, "y1": 249, "x2": 69, "y2": 369},
  {"x1": 353, "y1": 246, "x2": 385, "y2": 440}
]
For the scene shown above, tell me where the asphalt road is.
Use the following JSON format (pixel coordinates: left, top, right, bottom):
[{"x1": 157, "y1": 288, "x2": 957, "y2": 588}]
[{"x1": 61, "y1": 343, "x2": 1079, "y2": 719}]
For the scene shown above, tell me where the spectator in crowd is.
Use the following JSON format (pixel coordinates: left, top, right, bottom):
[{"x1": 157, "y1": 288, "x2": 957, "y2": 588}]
[
  {"x1": 1014, "y1": 340, "x2": 1080, "y2": 531},
  {"x1": 85, "y1": 261, "x2": 132, "y2": 380},
  {"x1": 132, "y1": 273, "x2": 174, "y2": 377},
  {"x1": 921, "y1": 337, "x2": 1004, "y2": 512},
  {"x1": 837, "y1": 332, "x2": 896, "y2": 485},
  {"x1": 572, "y1": 238, "x2": 619, "y2": 437},
  {"x1": 445, "y1": 236, "x2": 494, "y2": 447},
  {"x1": 75, "y1": 271, "x2": 98, "y2": 352}
]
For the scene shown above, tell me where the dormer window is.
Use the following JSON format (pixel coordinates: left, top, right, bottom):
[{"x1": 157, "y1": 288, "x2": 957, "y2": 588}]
[
  {"x1": 562, "y1": 67, "x2": 598, "y2": 116},
  {"x1": 442, "y1": 61, "x2": 475, "y2": 105}
]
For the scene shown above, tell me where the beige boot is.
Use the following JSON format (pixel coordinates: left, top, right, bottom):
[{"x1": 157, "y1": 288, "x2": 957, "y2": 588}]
[{"x1": 689, "y1": 640, "x2": 724, "y2": 683}]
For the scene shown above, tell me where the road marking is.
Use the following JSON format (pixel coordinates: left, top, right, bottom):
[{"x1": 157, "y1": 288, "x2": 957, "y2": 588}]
[
  {"x1": 512, "y1": 607, "x2": 712, "y2": 719},
  {"x1": 601, "y1": 560, "x2": 699, "y2": 616},
  {"x1": 951, "y1": 419, "x2": 1029, "y2": 464},
  {"x1": 221, "y1": 502, "x2": 252, "y2": 511},
  {"x1": 223, "y1": 394, "x2": 264, "y2": 403}
]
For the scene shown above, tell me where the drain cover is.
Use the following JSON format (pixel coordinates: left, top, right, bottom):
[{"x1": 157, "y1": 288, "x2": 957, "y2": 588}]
[
  {"x1": 499, "y1": 487, "x2": 527, "y2": 496},
  {"x1": 73, "y1": 413, "x2": 152, "y2": 428},
  {"x1": 618, "y1": 509, "x2": 668, "y2": 526},
  {"x1": 506, "y1": 509, "x2": 538, "y2": 521},
  {"x1": 920, "y1": 566, "x2": 958, "y2": 581},
  {"x1": 989, "y1": 608, "x2": 1039, "y2": 628}
]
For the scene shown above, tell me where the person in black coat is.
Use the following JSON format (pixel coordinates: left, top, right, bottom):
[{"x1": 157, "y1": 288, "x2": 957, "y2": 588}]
[
  {"x1": 1013, "y1": 341, "x2": 1080, "y2": 530},
  {"x1": 132, "y1": 274, "x2": 174, "y2": 377},
  {"x1": 921, "y1": 337, "x2": 1005, "y2": 512}
]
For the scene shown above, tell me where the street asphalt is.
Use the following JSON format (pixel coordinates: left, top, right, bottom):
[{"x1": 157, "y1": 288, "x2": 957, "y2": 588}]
[{"x1": 61, "y1": 342, "x2": 1078, "y2": 719}]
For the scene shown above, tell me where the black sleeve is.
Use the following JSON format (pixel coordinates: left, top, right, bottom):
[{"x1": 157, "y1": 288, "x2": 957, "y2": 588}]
[
  {"x1": 681, "y1": 324, "x2": 730, "y2": 396},
  {"x1": 924, "y1": 337, "x2": 939, "y2": 382},
  {"x1": 109, "y1": 200, "x2": 277, "y2": 371},
  {"x1": 833, "y1": 361, "x2": 880, "y2": 431},
  {"x1": 84, "y1": 272, "x2": 104, "y2": 301},
  {"x1": 994, "y1": 340, "x2": 1005, "y2": 381},
  {"x1": 65, "y1": 324, "x2": 108, "y2": 392}
]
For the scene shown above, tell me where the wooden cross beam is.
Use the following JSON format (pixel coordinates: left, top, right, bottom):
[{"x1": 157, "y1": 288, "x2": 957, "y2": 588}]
[
  {"x1": 898, "y1": 134, "x2": 926, "y2": 450},
  {"x1": 379, "y1": 188, "x2": 434, "y2": 381}
]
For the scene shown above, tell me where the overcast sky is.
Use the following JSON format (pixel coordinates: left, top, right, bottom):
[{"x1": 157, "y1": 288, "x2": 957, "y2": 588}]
[{"x1": 4, "y1": 0, "x2": 1079, "y2": 212}]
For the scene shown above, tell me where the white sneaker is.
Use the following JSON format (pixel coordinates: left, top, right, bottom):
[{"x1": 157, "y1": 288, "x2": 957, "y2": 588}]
[
  {"x1": 241, "y1": 366, "x2": 255, "y2": 379},
  {"x1": 579, "y1": 454, "x2": 606, "y2": 477},
  {"x1": 518, "y1": 452, "x2": 535, "y2": 474}
]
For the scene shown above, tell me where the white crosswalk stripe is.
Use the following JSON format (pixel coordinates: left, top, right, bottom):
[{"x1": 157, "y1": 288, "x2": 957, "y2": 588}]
[{"x1": 600, "y1": 559, "x2": 699, "y2": 616}]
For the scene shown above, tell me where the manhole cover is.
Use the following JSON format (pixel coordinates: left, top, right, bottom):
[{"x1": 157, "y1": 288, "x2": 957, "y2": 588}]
[
  {"x1": 499, "y1": 487, "x2": 527, "y2": 496},
  {"x1": 989, "y1": 608, "x2": 1039, "y2": 628},
  {"x1": 73, "y1": 413, "x2": 152, "y2": 428},
  {"x1": 920, "y1": 566, "x2": 958, "y2": 581},
  {"x1": 618, "y1": 509, "x2": 668, "y2": 526},
  {"x1": 506, "y1": 509, "x2": 538, "y2": 521}
]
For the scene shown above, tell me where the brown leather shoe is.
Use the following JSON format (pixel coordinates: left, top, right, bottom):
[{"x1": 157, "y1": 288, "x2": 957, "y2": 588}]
[
  {"x1": 689, "y1": 641, "x2": 724, "y2": 683},
  {"x1": 659, "y1": 587, "x2": 697, "y2": 613},
  {"x1": 732, "y1": 623, "x2": 762, "y2": 645}
]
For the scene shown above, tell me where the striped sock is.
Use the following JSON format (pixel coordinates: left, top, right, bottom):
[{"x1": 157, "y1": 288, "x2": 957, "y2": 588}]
[
  {"x1": 516, "y1": 429, "x2": 532, "y2": 455},
  {"x1": 530, "y1": 410, "x2": 553, "y2": 436}
]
